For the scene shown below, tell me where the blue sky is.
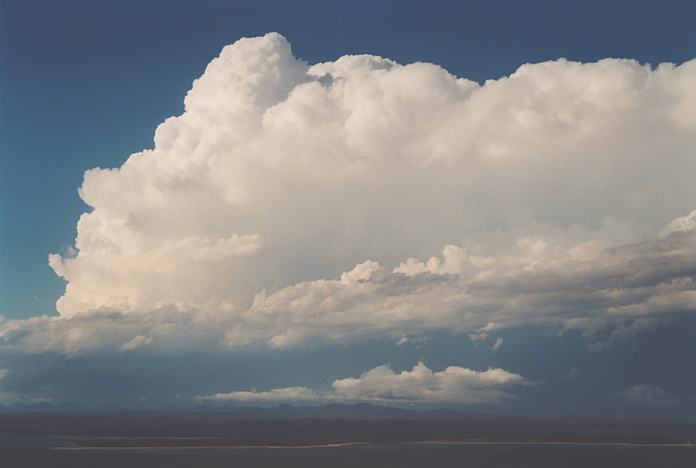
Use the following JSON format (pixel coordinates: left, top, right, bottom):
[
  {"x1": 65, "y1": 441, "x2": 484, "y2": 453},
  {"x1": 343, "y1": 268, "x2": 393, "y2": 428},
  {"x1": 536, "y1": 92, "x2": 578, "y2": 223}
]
[{"x1": 1, "y1": 0, "x2": 695, "y2": 415}]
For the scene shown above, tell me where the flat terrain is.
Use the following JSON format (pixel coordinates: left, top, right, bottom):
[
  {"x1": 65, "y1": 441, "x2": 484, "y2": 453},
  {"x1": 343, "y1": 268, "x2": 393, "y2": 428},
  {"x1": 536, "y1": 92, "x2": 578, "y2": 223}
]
[
  {"x1": 1, "y1": 411, "x2": 695, "y2": 467},
  {"x1": 1, "y1": 410, "x2": 696, "y2": 446}
]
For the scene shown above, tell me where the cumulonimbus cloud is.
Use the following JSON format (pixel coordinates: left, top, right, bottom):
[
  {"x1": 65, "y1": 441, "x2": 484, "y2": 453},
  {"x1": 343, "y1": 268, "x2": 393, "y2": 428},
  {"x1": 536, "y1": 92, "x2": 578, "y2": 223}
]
[
  {"x1": 2, "y1": 33, "x2": 696, "y2": 354},
  {"x1": 196, "y1": 362, "x2": 526, "y2": 405}
]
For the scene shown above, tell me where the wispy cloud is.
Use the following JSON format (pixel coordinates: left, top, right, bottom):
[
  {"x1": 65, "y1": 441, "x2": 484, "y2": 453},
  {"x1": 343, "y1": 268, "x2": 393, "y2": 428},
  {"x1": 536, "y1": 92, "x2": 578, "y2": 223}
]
[{"x1": 619, "y1": 384, "x2": 677, "y2": 406}]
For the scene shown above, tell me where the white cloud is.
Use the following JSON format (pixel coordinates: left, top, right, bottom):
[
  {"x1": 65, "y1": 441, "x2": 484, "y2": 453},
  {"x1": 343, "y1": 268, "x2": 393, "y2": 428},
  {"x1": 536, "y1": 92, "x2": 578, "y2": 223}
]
[
  {"x1": 331, "y1": 362, "x2": 525, "y2": 404},
  {"x1": 396, "y1": 335, "x2": 430, "y2": 347},
  {"x1": 200, "y1": 386, "x2": 317, "y2": 403},
  {"x1": 196, "y1": 362, "x2": 526, "y2": 405},
  {"x1": 492, "y1": 338, "x2": 504, "y2": 351},
  {"x1": 2, "y1": 33, "x2": 696, "y2": 353},
  {"x1": 121, "y1": 334, "x2": 153, "y2": 351},
  {"x1": 661, "y1": 209, "x2": 696, "y2": 237}
]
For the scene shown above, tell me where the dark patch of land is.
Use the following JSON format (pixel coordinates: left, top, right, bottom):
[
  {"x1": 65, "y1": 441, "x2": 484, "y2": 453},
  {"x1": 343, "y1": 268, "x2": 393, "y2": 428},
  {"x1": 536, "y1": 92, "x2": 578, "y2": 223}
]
[{"x1": 0, "y1": 404, "x2": 694, "y2": 448}]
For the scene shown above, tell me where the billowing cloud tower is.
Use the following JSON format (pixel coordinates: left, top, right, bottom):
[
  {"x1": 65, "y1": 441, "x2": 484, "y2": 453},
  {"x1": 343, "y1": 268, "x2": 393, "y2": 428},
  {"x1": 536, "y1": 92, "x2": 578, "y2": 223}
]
[{"x1": 2, "y1": 33, "x2": 693, "y2": 353}]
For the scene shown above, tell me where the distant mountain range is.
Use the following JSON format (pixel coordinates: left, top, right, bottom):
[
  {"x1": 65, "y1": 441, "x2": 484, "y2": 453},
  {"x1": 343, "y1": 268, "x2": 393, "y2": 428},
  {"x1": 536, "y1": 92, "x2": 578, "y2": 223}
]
[
  {"x1": 2, "y1": 401, "x2": 689, "y2": 424},
  {"x1": 199, "y1": 402, "x2": 515, "y2": 421},
  {"x1": 0, "y1": 401, "x2": 514, "y2": 421}
]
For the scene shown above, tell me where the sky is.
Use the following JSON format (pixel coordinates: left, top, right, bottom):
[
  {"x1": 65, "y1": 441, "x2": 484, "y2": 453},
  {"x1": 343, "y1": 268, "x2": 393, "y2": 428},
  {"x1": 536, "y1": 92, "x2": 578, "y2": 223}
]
[{"x1": 1, "y1": 0, "x2": 695, "y2": 417}]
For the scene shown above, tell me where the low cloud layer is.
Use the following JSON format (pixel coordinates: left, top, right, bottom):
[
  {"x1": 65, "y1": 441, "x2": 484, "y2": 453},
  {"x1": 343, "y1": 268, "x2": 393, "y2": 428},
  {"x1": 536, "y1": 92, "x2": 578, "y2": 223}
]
[
  {"x1": 197, "y1": 362, "x2": 526, "y2": 405},
  {"x1": 2, "y1": 33, "x2": 696, "y2": 354}
]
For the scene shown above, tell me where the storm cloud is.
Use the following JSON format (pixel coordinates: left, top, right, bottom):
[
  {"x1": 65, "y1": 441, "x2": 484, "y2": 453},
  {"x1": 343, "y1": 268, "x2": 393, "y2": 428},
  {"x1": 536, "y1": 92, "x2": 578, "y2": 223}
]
[{"x1": 1, "y1": 33, "x2": 695, "y2": 354}]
